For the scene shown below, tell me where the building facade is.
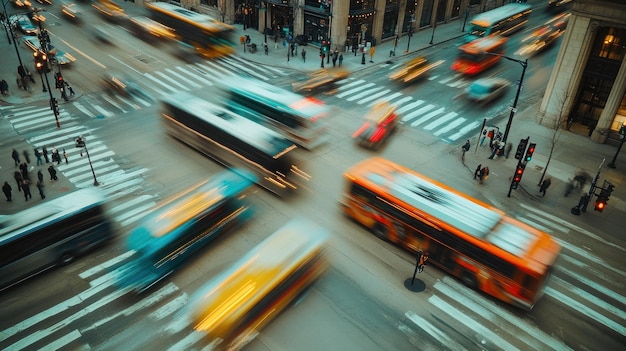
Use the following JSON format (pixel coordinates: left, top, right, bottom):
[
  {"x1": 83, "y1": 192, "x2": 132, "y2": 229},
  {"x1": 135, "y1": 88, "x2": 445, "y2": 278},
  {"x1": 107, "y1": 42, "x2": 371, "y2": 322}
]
[
  {"x1": 537, "y1": 0, "x2": 626, "y2": 145},
  {"x1": 173, "y1": 0, "x2": 509, "y2": 49}
]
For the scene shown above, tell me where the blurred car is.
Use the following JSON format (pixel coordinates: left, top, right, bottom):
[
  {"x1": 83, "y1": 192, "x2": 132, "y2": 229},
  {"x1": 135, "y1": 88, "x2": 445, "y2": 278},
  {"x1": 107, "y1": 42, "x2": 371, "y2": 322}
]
[
  {"x1": 22, "y1": 36, "x2": 77, "y2": 65},
  {"x1": 61, "y1": 3, "x2": 84, "y2": 22},
  {"x1": 92, "y1": 25, "x2": 114, "y2": 44},
  {"x1": 36, "y1": 0, "x2": 52, "y2": 5},
  {"x1": 128, "y1": 16, "x2": 177, "y2": 41},
  {"x1": 465, "y1": 77, "x2": 510, "y2": 103},
  {"x1": 389, "y1": 56, "x2": 444, "y2": 84},
  {"x1": 9, "y1": 0, "x2": 32, "y2": 8},
  {"x1": 352, "y1": 101, "x2": 398, "y2": 150},
  {"x1": 92, "y1": 0, "x2": 127, "y2": 23},
  {"x1": 516, "y1": 24, "x2": 565, "y2": 57},
  {"x1": 291, "y1": 67, "x2": 349, "y2": 93},
  {"x1": 100, "y1": 74, "x2": 143, "y2": 97},
  {"x1": 10, "y1": 15, "x2": 38, "y2": 35}
]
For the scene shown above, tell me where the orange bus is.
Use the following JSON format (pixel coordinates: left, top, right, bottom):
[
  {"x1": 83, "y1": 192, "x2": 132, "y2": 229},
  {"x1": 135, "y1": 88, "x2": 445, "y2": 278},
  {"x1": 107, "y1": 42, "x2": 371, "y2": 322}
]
[
  {"x1": 451, "y1": 35, "x2": 507, "y2": 75},
  {"x1": 341, "y1": 157, "x2": 561, "y2": 310}
]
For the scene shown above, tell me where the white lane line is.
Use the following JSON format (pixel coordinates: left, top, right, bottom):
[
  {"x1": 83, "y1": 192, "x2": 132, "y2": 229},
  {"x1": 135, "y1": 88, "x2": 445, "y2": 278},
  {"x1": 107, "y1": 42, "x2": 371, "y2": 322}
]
[
  {"x1": 404, "y1": 311, "x2": 467, "y2": 351},
  {"x1": 396, "y1": 100, "x2": 425, "y2": 115},
  {"x1": 447, "y1": 120, "x2": 481, "y2": 141},
  {"x1": 368, "y1": 92, "x2": 404, "y2": 107},
  {"x1": 336, "y1": 82, "x2": 375, "y2": 99},
  {"x1": 357, "y1": 89, "x2": 391, "y2": 105},
  {"x1": 410, "y1": 107, "x2": 445, "y2": 127},
  {"x1": 346, "y1": 86, "x2": 385, "y2": 102},
  {"x1": 433, "y1": 116, "x2": 465, "y2": 136},
  {"x1": 42, "y1": 329, "x2": 83, "y2": 351},
  {"x1": 401, "y1": 104, "x2": 435, "y2": 122},
  {"x1": 423, "y1": 111, "x2": 458, "y2": 131}
]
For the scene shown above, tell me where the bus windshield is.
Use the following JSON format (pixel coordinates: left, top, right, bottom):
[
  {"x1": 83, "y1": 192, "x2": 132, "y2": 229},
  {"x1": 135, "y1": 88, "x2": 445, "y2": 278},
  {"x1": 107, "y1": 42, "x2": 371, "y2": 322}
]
[
  {"x1": 342, "y1": 157, "x2": 561, "y2": 310},
  {"x1": 117, "y1": 169, "x2": 256, "y2": 293},
  {"x1": 0, "y1": 189, "x2": 113, "y2": 291}
]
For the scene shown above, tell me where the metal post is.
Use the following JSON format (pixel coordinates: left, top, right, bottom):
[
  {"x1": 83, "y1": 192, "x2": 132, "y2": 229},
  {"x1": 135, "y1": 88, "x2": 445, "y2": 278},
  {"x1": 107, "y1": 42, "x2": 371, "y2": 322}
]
[
  {"x1": 607, "y1": 126, "x2": 626, "y2": 168},
  {"x1": 263, "y1": 1, "x2": 267, "y2": 43},
  {"x1": 429, "y1": 21, "x2": 437, "y2": 45},
  {"x1": 39, "y1": 71, "x2": 46, "y2": 92},
  {"x1": 502, "y1": 59, "x2": 527, "y2": 144},
  {"x1": 76, "y1": 136, "x2": 99, "y2": 186}
]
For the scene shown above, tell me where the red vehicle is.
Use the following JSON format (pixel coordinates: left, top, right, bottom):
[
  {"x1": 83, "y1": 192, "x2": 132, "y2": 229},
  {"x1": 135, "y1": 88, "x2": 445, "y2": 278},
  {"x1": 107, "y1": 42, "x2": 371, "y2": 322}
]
[
  {"x1": 451, "y1": 36, "x2": 507, "y2": 75},
  {"x1": 352, "y1": 102, "x2": 398, "y2": 150}
]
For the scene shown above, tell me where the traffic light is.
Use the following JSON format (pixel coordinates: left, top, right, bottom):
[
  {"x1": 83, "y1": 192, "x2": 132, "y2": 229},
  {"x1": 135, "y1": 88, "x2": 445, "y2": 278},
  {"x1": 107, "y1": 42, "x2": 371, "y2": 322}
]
[
  {"x1": 55, "y1": 72, "x2": 64, "y2": 89},
  {"x1": 524, "y1": 143, "x2": 536, "y2": 162},
  {"x1": 594, "y1": 197, "x2": 607, "y2": 212},
  {"x1": 511, "y1": 164, "x2": 525, "y2": 189},
  {"x1": 515, "y1": 138, "x2": 529, "y2": 160}
]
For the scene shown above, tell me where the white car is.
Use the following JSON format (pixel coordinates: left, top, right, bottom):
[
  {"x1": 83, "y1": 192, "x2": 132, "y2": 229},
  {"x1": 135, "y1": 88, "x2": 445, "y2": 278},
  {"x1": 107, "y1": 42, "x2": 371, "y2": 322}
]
[
  {"x1": 465, "y1": 77, "x2": 510, "y2": 103},
  {"x1": 22, "y1": 36, "x2": 76, "y2": 65}
]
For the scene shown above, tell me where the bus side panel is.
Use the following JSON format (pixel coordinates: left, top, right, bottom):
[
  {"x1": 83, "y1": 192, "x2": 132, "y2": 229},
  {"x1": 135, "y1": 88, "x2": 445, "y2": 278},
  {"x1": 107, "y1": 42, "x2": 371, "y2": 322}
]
[
  {"x1": 59, "y1": 221, "x2": 114, "y2": 260},
  {"x1": 0, "y1": 246, "x2": 57, "y2": 291},
  {"x1": 164, "y1": 119, "x2": 289, "y2": 196}
]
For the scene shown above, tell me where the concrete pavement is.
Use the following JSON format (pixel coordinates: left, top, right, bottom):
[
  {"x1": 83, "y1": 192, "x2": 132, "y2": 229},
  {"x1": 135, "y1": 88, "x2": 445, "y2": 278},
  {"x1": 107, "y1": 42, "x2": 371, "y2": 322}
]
[{"x1": 1, "y1": 5, "x2": 623, "y2": 226}]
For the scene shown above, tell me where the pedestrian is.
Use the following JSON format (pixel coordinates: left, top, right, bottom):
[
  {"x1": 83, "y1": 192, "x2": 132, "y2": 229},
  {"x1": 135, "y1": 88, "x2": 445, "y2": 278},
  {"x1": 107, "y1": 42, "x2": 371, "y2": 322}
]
[
  {"x1": 19, "y1": 162, "x2": 29, "y2": 180},
  {"x1": 48, "y1": 165, "x2": 58, "y2": 181},
  {"x1": 487, "y1": 129, "x2": 495, "y2": 149},
  {"x1": 14, "y1": 171, "x2": 22, "y2": 192},
  {"x1": 479, "y1": 128, "x2": 488, "y2": 146},
  {"x1": 37, "y1": 169, "x2": 44, "y2": 183},
  {"x1": 0, "y1": 79, "x2": 8, "y2": 95},
  {"x1": 22, "y1": 179, "x2": 32, "y2": 201},
  {"x1": 332, "y1": 52, "x2": 337, "y2": 67},
  {"x1": 369, "y1": 46, "x2": 375, "y2": 63},
  {"x1": 539, "y1": 178, "x2": 552, "y2": 196},
  {"x1": 22, "y1": 149, "x2": 31, "y2": 164},
  {"x1": 504, "y1": 142, "x2": 513, "y2": 159},
  {"x1": 12, "y1": 148, "x2": 20, "y2": 167},
  {"x1": 301, "y1": 48, "x2": 306, "y2": 62},
  {"x1": 474, "y1": 164, "x2": 482, "y2": 180},
  {"x1": 34, "y1": 148, "x2": 43, "y2": 166},
  {"x1": 63, "y1": 148, "x2": 68, "y2": 164},
  {"x1": 479, "y1": 166, "x2": 490, "y2": 184},
  {"x1": 418, "y1": 251, "x2": 429, "y2": 273},
  {"x1": 36, "y1": 179, "x2": 45, "y2": 199},
  {"x1": 488, "y1": 140, "x2": 502, "y2": 159},
  {"x1": 52, "y1": 147, "x2": 60, "y2": 164},
  {"x1": 2, "y1": 181, "x2": 12, "y2": 201},
  {"x1": 42, "y1": 145, "x2": 50, "y2": 163},
  {"x1": 338, "y1": 53, "x2": 343, "y2": 66}
]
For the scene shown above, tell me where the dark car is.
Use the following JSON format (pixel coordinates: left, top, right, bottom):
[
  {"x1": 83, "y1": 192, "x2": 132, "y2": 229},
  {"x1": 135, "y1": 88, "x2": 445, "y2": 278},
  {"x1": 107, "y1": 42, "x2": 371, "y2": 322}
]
[
  {"x1": 352, "y1": 102, "x2": 399, "y2": 150},
  {"x1": 10, "y1": 14, "x2": 38, "y2": 35}
]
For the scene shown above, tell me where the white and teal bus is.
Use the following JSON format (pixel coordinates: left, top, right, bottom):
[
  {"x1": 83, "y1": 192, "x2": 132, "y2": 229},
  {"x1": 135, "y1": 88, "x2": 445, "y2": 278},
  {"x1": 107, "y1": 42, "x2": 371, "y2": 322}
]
[
  {"x1": 0, "y1": 189, "x2": 113, "y2": 291},
  {"x1": 465, "y1": 3, "x2": 532, "y2": 43},
  {"x1": 116, "y1": 169, "x2": 256, "y2": 293}
]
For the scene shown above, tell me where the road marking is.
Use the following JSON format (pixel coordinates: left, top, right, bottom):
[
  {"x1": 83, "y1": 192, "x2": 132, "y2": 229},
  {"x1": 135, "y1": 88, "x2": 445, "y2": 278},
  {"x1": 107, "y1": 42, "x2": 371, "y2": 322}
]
[
  {"x1": 336, "y1": 82, "x2": 375, "y2": 99},
  {"x1": 424, "y1": 111, "x2": 458, "y2": 131},
  {"x1": 358, "y1": 89, "x2": 391, "y2": 105},
  {"x1": 108, "y1": 54, "x2": 141, "y2": 74},
  {"x1": 404, "y1": 311, "x2": 467, "y2": 351},
  {"x1": 433, "y1": 115, "x2": 465, "y2": 136}
]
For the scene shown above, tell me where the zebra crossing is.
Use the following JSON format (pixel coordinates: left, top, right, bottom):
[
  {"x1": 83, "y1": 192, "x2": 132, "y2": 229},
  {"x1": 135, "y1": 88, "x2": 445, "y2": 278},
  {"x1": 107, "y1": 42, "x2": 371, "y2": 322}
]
[
  {"x1": 400, "y1": 205, "x2": 625, "y2": 350},
  {"x1": 70, "y1": 55, "x2": 291, "y2": 120},
  {"x1": 330, "y1": 75, "x2": 479, "y2": 143},
  {"x1": 0, "y1": 104, "x2": 158, "y2": 227}
]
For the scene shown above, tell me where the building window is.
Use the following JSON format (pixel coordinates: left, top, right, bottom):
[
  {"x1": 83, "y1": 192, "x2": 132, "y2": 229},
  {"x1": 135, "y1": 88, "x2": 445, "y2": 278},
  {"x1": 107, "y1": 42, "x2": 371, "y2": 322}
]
[
  {"x1": 382, "y1": 2, "x2": 399, "y2": 39},
  {"x1": 451, "y1": 0, "x2": 461, "y2": 19},
  {"x1": 593, "y1": 27, "x2": 626, "y2": 61},
  {"x1": 421, "y1": 0, "x2": 434, "y2": 28}
]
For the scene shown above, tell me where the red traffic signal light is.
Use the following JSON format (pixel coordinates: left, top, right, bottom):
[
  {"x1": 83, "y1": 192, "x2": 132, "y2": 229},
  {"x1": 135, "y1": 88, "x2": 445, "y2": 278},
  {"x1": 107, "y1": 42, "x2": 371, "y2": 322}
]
[
  {"x1": 511, "y1": 164, "x2": 525, "y2": 189},
  {"x1": 594, "y1": 198, "x2": 606, "y2": 212},
  {"x1": 524, "y1": 143, "x2": 536, "y2": 162}
]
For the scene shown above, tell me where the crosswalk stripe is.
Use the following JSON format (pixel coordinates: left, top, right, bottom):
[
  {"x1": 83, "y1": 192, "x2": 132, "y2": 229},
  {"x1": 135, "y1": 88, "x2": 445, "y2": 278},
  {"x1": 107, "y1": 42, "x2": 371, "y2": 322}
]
[
  {"x1": 91, "y1": 104, "x2": 115, "y2": 118},
  {"x1": 42, "y1": 329, "x2": 82, "y2": 351},
  {"x1": 423, "y1": 111, "x2": 458, "y2": 131},
  {"x1": 79, "y1": 251, "x2": 136, "y2": 280},
  {"x1": 357, "y1": 89, "x2": 391, "y2": 105},
  {"x1": 369, "y1": 92, "x2": 404, "y2": 107},
  {"x1": 144, "y1": 73, "x2": 177, "y2": 92},
  {"x1": 177, "y1": 66, "x2": 215, "y2": 86},
  {"x1": 396, "y1": 100, "x2": 425, "y2": 115},
  {"x1": 336, "y1": 82, "x2": 374, "y2": 99},
  {"x1": 155, "y1": 71, "x2": 192, "y2": 91},
  {"x1": 102, "y1": 94, "x2": 128, "y2": 113},
  {"x1": 447, "y1": 120, "x2": 481, "y2": 141},
  {"x1": 346, "y1": 86, "x2": 386, "y2": 102},
  {"x1": 410, "y1": 107, "x2": 445, "y2": 127},
  {"x1": 197, "y1": 61, "x2": 234, "y2": 79},
  {"x1": 30, "y1": 125, "x2": 86, "y2": 143},
  {"x1": 116, "y1": 95, "x2": 145, "y2": 109},
  {"x1": 167, "y1": 331, "x2": 206, "y2": 351},
  {"x1": 401, "y1": 104, "x2": 435, "y2": 122},
  {"x1": 166, "y1": 67, "x2": 202, "y2": 89},
  {"x1": 555, "y1": 265, "x2": 626, "y2": 305},
  {"x1": 404, "y1": 311, "x2": 467, "y2": 351},
  {"x1": 433, "y1": 115, "x2": 465, "y2": 136},
  {"x1": 149, "y1": 293, "x2": 188, "y2": 320},
  {"x1": 73, "y1": 102, "x2": 97, "y2": 119},
  {"x1": 221, "y1": 56, "x2": 269, "y2": 81}
]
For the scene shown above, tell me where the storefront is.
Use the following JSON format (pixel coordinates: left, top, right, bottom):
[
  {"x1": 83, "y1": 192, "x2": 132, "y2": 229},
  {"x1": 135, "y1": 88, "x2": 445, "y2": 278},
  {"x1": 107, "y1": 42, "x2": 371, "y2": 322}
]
[{"x1": 303, "y1": 1, "x2": 331, "y2": 45}]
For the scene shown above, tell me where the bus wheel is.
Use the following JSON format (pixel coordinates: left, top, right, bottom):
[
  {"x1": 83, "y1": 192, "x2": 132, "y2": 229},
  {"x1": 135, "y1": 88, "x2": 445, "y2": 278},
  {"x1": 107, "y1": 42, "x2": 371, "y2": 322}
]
[
  {"x1": 461, "y1": 271, "x2": 478, "y2": 289},
  {"x1": 372, "y1": 224, "x2": 387, "y2": 240},
  {"x1": 59, "y1": 252, "x2": 75, "y2": 265}
]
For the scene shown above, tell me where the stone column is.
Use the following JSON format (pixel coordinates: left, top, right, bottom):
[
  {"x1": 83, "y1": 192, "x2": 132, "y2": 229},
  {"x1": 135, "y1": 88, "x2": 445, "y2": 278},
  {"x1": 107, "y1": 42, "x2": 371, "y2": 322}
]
[
  {"x1": 591, "y1": 55, "x2": 626, "y2": 143},
  {"x1": 371, "y1": 0, "x2": 386, "y2": 44},
  {"x1": 331, "y1": 0, "x2": 349, "y2": 52}
]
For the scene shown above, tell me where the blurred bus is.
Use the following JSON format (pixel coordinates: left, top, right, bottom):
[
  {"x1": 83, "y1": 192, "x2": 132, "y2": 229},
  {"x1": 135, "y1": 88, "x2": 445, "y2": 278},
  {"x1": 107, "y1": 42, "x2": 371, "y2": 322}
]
[
  {"x1": 222, "y1": 76, "x2": 330, "y2": 150},
  {"x1": 146, "y1": 2, "x2": 234, "y2": 58},
  {"x1": 341, "y1": 157, "x2": 561, "y2": 310},
  {"x1": 451, "y1": 35, "x2": 507, "y2": 75},
  {"x1": 465, "y1": 3, "x2": 532, "y2": 42},
  {"x1": 160, "y1": 92, "x2": 310, "y2": 196},
  {"x1": 0, "y1": 189, "x2": 112, "y2": 291},
  {"x1": 188, "y1": 218, "x2": 329, "y2": 349},
  {"x1": 117, "y1": 169, "x2": 255, "y2": 293}
]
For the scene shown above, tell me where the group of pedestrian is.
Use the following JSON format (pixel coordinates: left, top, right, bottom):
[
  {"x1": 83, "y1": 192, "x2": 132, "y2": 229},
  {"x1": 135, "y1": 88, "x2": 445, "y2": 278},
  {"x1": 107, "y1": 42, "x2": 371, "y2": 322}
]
[
  {"x1": 474, "y1": 163, "x2": 490, "y2": 185},
  {"x1": 3, "y1": 145, "x2": 64, "y2": 203}
]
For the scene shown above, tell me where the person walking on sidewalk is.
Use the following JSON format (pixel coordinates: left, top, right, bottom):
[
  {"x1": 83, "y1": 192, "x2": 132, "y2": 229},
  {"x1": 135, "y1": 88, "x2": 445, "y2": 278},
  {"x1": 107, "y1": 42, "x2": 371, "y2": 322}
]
[
  {"x1": 461, "y1": 139, "x2": 470, "y2": 162},
  {"x1": 23, "y1": 149, "x2": 31, "y2": 164},
  {"x1": 474, "y1": 164, "x2": 482, "y2": 180},
  {"x1": 539, "y1": 178, "x2": 552, "y2": 196},
  {"x1": 22, "y1": 179, "x2": 32, "y2": 201},
  {"x1": 37, "y1": 169, "x2": 44, "y2": 183},
  {"x1": 479, "y1": 166, "x2": 489, "y2": 185},
  {"x1": 14, "y1": 171, "x2": 23, "y2": 192},
  {"x1": 12, "y1": 148, "x2": 20, "y2": 167},
  {"x1": 48, "y1": 165, "x2": 58, "y2": 181},
  {"x1": 63, "y1": 148, "x2": 69, "y2": 164},
  {"x1": 34, "y1": 148, "x2": 43, "y2": 166},
  {"x1": 42, "y1": 145, "x2": 50, "y2": 163},
  {"x1": 2, "y1": 181, "x2": 12, "y2": 201},
  {"x1": 338, "y1": 53, "x2": 343, "y2": 67},
  {"x1": 36, "y1": 179, "x2": 46, "y2": 199},
  {"x1": 301, "y1": 48, "x2": 306, "y2": 62}
]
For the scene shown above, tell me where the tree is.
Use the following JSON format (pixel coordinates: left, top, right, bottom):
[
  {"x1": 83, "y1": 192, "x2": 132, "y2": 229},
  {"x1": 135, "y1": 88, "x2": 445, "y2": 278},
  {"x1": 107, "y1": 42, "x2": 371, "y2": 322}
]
[{"x1": 537, "y1": 92, "x2": 571, "y2": 186}]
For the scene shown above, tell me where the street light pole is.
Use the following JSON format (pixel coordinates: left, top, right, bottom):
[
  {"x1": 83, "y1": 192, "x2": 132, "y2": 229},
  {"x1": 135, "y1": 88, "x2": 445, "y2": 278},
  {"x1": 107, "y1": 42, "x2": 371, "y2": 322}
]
[
  {"x1": 607, "y1": 125, "x2": 626, "y2": 168},
  {"x1": 75, "y1": 136, "x2": 99, "y2": 186},
  {"x1": 429, "y1": 21, "x2": 437, "y2": 45}
]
